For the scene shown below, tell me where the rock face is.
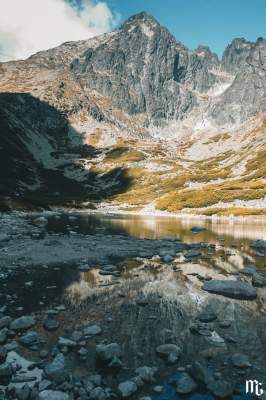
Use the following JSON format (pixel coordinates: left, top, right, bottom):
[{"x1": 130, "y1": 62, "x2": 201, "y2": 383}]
[
  {"x1": 222, "y1": 38, "x2": 252, "y2": 73},
  {"x1": 210, "y1": 38, "x2": 266, "y2": 125},
  {"x1": 69, "y1": 12, "x2": 216, "y2": 125},
  {"x1": 202, "y1": 280, "x2": 257, "y2": 300}
]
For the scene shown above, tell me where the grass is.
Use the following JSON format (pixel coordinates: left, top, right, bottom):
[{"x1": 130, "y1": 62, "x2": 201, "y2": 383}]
[
  {"x1": 157, "y1": 180, "x2": 266, "y2": 212},
  {"x1": 104, "y1": 147, "x2": 145, "y2": 163},
  {"x1": 195, "y1": 207, "x2": 266, "y2": 217},
  {"x1": 245, "y1": 149, "x2": 266, "y2": 179}
]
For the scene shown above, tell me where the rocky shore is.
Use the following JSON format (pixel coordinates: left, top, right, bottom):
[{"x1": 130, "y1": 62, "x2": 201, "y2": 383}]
[{"x1": 0, "y1": 212, "x2": 265, "y2": 399}]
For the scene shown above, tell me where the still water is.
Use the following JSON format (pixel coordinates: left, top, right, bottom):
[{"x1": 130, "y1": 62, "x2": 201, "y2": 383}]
[{"x1": 3, "y1": 213, "x2": 266, "y2": 399}]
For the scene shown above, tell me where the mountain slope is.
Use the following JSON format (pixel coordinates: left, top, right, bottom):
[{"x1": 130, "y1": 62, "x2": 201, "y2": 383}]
[{"x1": 0, "y1": 12, "x2": 265, "y2": 215}]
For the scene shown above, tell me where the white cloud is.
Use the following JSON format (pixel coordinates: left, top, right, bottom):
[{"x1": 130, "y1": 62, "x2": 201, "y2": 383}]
[{"x1": 0, "y1": 0, "x2": 119, "y2": 61}]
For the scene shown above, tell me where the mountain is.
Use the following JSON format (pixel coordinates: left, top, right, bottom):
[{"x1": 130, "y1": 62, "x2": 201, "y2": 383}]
[{"x1": 0, "y1": 12, "x2": 265, "y2": 215}]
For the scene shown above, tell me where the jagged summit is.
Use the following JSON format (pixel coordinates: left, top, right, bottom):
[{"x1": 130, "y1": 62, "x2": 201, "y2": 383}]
[{"x1": 122, "y1": 11, "x2": 159, "y2": 26}]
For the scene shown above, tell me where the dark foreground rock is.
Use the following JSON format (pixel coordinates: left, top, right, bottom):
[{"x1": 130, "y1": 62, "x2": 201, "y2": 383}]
[
  {"x1": 251, "y1": 240, "x2": 266, "y2": 251},
  {"x1": 10, "y1": 316, "x2": 36, "y2": 331},
  {"x1": 202, "y1": 280, "x2": 257, "y2": 300}
]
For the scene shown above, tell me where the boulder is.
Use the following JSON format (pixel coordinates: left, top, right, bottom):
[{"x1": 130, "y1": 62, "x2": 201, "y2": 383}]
[
  {"x1": 156, "y1": 344, "x2": 181, "y2": 363},
  {"x1": 202, "y1": 280, "x2": 257, "y2": 300},
  {"x1": 10, "y1": 316, "x2": 36, "y2": 332},
  {"x1": 118, "y1": 380, "x2": 138, "y2": 398},
  {"x1": 176, "y1": 372, "x2": 197, "y2": 394},
  {"x1": 38, "y1": 390, "x2": 69, "y2": 400},
  {"x1": 96, "y1": 343, "x2": 122, "y2": 363},
  {"x1": 83, "y1": 325, "x2": 102, "y2": 336},
  {"x1": 44, "y1": 353, "x2": 66, "y2": 383}
]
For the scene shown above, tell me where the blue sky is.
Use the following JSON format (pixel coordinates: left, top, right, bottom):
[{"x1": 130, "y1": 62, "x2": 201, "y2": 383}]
[{"x1": 104, "y1": 0, "x2": 266, "y2": 57}]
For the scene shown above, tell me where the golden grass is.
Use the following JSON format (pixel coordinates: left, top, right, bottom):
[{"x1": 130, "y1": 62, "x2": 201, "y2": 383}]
[
  {"x1": 104, "y1": 148, "x2": 145, "y2": 163},
  {"x1": 245, "y1": 149, "x2": 266, "y2": 179},
  {"x1": 157, "y1": 180, "x2": 266, "y2": 212},
  {"x1": 195, "y1": 207, "x2": 266, "y2": 217}
]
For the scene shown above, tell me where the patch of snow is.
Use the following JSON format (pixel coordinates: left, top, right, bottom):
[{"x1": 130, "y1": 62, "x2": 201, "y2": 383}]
[{"x1": 140, "y1": 23, "x2": 154, "y2": 38}]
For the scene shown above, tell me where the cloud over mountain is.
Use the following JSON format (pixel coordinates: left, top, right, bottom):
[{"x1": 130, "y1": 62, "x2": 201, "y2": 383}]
[{"x1": 0, "y1": 0, "x2": 118, "y2": 61}]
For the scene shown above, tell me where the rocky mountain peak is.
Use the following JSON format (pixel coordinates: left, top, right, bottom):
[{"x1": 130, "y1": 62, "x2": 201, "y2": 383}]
[
  {"x1": 222, "y1": 37, "x2": 252, "y2": 73},
  {"x1": 195, "y1": 45, "x2": 220, "y2": 69},
  {"x1": 122, "y1": 11, "x2": 159, "y2": 28}
]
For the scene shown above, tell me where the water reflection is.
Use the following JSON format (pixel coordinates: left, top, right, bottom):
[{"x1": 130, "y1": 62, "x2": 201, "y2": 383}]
[{"x1": 46, "y1": 213, "x2": 266, "y2": 242}]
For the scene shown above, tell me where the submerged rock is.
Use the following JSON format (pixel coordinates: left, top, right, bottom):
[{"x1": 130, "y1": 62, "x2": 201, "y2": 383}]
[
  {"x1": 10, "y1": 316, "x2": 36, "y2": 332},
  {"x1": 96, "y1": 343, "x2": 122, "y2": 363},
  {"x1": 191, "y1": 226, "x2": 206, "y2": 233},
  {"x1": 156, "y1": 344, "x2": 181, "y2": 363},
  {"x1": 207, "y1": 380, "x2": 234, "y2": 398},
  {"x1": 176, "y1": 372, "x2": 197, "y2": 394},
  {"x1": 232, "y1": 353, "x2": 251, "y2": 368},
  {"x1": 202, "y1": 280, "x2": 257, "y2": 300},
  {"x1": 135, "y1": 366, "x2": 157, "y2": 382},
  {"x1": 118, "y1": 380, "x2": 138, "y2": 398},
  {"x1": 38, "y1": 390, "x2": 69, "y2": 400},
  {"x1": 190, "y1": 362, "x2": 213, "y2": 385}
]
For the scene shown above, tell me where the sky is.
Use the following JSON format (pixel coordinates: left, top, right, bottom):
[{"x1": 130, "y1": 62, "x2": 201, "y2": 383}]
[{"x1": 0, "y1": 0, "x2": 266, "y2": 61}]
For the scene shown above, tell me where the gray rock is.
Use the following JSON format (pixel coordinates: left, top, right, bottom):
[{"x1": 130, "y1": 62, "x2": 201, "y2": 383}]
[
  {"x1": 58, "y1": 337, "x2": 76, "y2": 348},
  {"x1": 87, "y1": 374, "x2": 102, "y2": 387},
  {"x1": 252, "y1": 272, "x2": 266, "y2": 287},
  {"x1": 240, "y1": 265, "x2": 257, "y2": 276},
  {"x1": 38, "y1": 390, "x2": 69, "y2": 400},
  {"x1": 16, "y1": 384, "x2": 31, "y2": 400},
  {"x1": 196, "y1": 312, "x2": 217, "y2": 323},
  {"x1": 190, "y1": 362, "x2": 213, "y2": 385},
  {"x1": 10, "y1": 316, "x2": 36, "y2": 332},
  {"x1": 135, "y1": 366, "x2": 157, "y2": 382},
  {"x1": 251, "y1": 240, "x2": 266, "y2": 251},
  {"x1": 0, "y1": 361, "x2": 12, "y2": 378},
  {"x1": 185, "y1": 249, "x2": 201, "y2": 258},
  {"x1": 39, "y1": 379, "x2": 53, "y2": 392},
  {"x1": 0, "y1": 328, "x2": 8, "y2": 345},
  {"x1": 83, "y1": 325, "x2": 102, "y2": 336},
  {"x1": 176, "y1": 372, "x2": 197, "y2": 395},
  {"x1": 202, "y1": 280, "x2": 257, "y2": 300},
  {"x1": 90, "y1": 387, "x2": 108, "y2": 400},
  {"x1": 44, "y1": 353, "x2": 66, "y2": 383},
  {"x1": 118, "y1": 380, "x2": 138, "y2": 398},
  {"x1": 43, "y1": 319, "x2": 59, "y2": 331},
  {"x1": 0, "y1": 346, "x2": 8, "y2": 363},
  {"x1": 0, "y1": 316, "x2": 12, "y2": 329},
  {"x1": 207, "y1": 380, "x2": 234, "y2": 398},
  {"x1": 96, "y1": 343, "x2": 122, "y2": 363},
  {"x1": 19, "y1": 331, "x2": 39, "y2": 347},
  {"x1": 191, "y1": 226, "x2": 206, "y2": 233},
  {"x1": 232, "y1": 353, "x2": 251, "y2": 368},
  {"x1": 156, "y1": 343, "x2": 181, "y2": 363}
]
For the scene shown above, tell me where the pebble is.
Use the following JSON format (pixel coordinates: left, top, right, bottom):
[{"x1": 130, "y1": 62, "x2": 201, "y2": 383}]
[{"x1": 43, "y1": 319, "x2": 60, "y2": 332}]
